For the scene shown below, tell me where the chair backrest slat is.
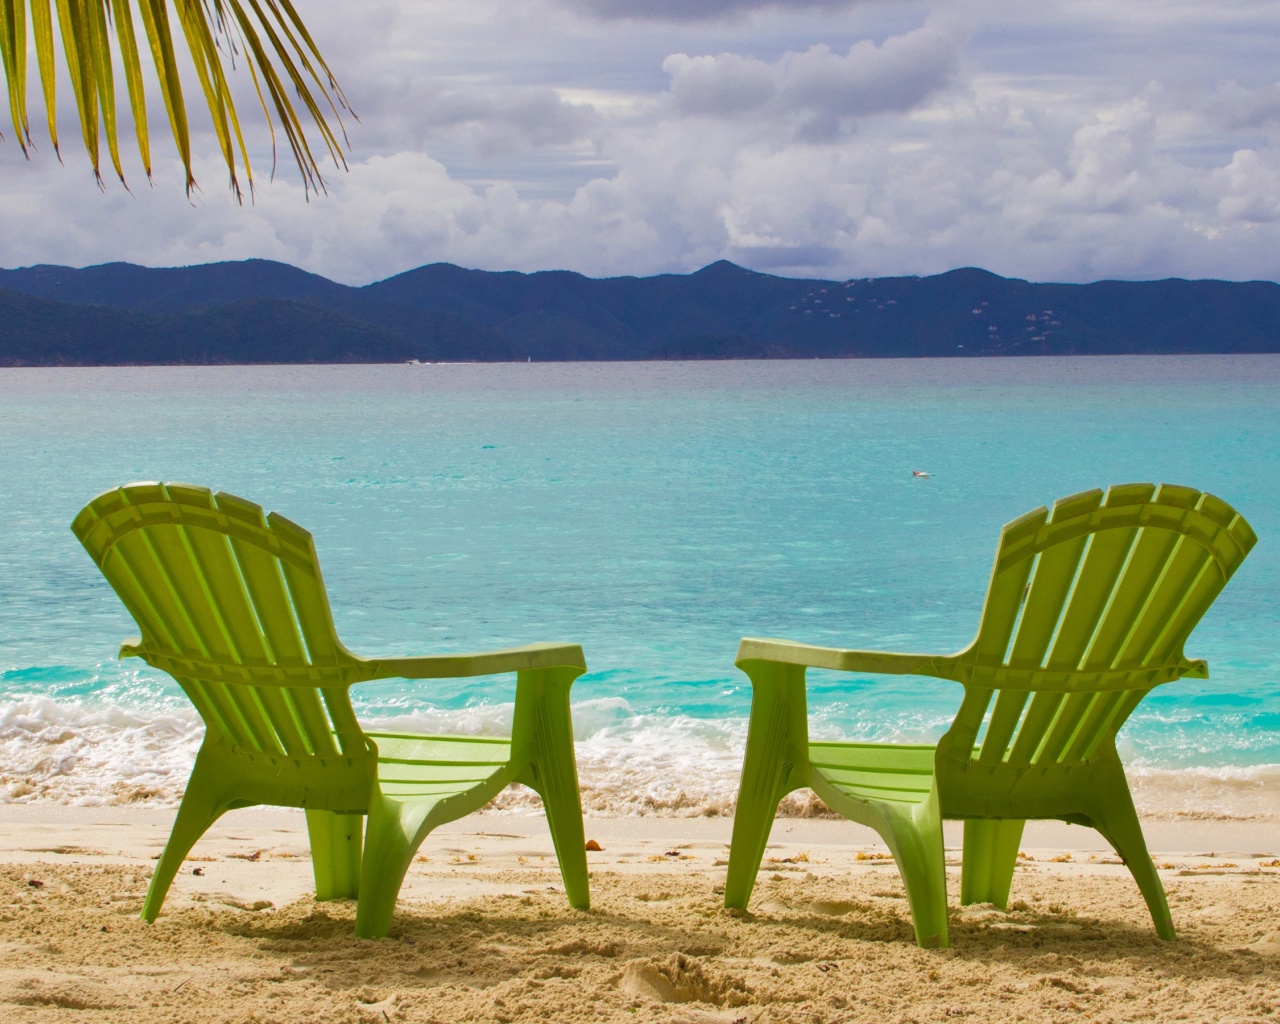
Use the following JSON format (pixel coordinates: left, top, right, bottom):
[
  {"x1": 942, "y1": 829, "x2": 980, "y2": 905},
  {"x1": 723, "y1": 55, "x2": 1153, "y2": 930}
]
[
  {"x1": 181, "y1": 679, "x2": 252, "y2": 749},
  {"x1": 946, "y1": 687, "x2": 994, "y2": 756},
  {"x1": 73, "y1": 483, "x2": 364, "y2": 762},
  {"x1": 321, "y1": 687, "x2": 369, "y2": 757},
  {"x1": 271, "y1": 513, "x2": 344, "y2": 667},
  {"x1": 1034, "y1": 690, "x2": 1101, "y2": 764},
  {"x1": 945, "y1": 484, "x2": 1255, "y2": 774},
  {"x1": 1042, "y1": 524, "x2": 1140, "y2": 670},
  {"x1": 1079, "y1": 528, "x2": 1182, "y2": 670},
  {"x1": 1004, "y1": 690, "x2": 1066, "y2": 764},
  {"x1": 970, "y1": 510, "x2": 1043, "y2": 666},
  {"x1": 1075, "y1": 689, "x2": 1146, "y2": 762},
  {"x1": 246, "y1": 685, "x2": 310, "y2": 755},
  {"x1": 202, "y1": 680, "x2": 284, "y2": 755},
  {"x1": 99, "y1": 531, "x2": 197, "y2": 658},
  {"x1": 975, "y1": 690, "x2": 1029, "y2": 763},
  {"x1": 1006, "y1": 488, "x2": 1103, "y2": 666},
  {"x1": 131, "y1": 498, "x2": 243, "y2": 662},
  {"x1": 1125, "y1": 544, "x2": 1222, "y2": 669},
  {"x1": 1061, "y1": 690, "x2": 1128, "y2": 762}
]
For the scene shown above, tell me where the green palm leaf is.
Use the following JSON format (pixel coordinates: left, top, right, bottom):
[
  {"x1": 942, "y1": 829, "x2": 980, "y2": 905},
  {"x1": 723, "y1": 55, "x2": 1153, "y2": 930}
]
[{"x1": 0, "y1": 0, "x2": 348, "y2": 198}]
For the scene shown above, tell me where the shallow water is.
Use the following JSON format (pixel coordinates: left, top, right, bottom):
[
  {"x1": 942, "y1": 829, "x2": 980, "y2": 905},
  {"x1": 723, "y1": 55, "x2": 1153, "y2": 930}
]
[{"x1": 1, "y1": 357, "x2": 1277, "y2": 815}]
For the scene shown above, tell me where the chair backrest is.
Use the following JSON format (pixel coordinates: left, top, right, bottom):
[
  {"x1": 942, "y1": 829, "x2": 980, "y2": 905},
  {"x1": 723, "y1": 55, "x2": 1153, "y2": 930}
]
[
  {"x1": 73, "y1": 483, "x2": 369, "y2": 762},
  {"x1": 939, "y1": 483, "x2": 1255, "y2": 771}
]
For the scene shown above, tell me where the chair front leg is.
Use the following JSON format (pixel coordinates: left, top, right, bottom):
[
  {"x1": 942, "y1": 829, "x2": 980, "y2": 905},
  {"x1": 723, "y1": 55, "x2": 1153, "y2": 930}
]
[
  {"x1": 513, "y1": 665, "x2": 590, "y2": 910},
  {"x1": 724, "y1": 659, "x2": 809, "y2": 910},
  {"x1": 144, "y1": 745, "x2": 242, "y2": 922}
]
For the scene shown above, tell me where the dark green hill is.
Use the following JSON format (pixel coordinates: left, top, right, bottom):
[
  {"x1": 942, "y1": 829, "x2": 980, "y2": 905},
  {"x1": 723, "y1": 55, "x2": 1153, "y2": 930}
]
[
  {"x1": 0, "y1": 290, "x2": 457, "y2": 365},
  {"x1": 0, "y1": 258, "x2": 1277, "y2": 364}
]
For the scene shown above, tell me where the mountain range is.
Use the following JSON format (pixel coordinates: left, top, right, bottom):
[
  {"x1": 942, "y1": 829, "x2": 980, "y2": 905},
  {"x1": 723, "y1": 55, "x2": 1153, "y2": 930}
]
[{"x1": 1, "y1": 259, "x2": 1278, "y2": 364}]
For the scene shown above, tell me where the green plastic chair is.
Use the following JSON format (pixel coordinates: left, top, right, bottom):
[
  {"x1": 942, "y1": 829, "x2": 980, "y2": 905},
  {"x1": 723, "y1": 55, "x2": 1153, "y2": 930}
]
[
  {"x1": 72, "y1": 482, "x2": 590, "y2": 938},
  {"x1": 724, "y1": 483, "x2": 1255, "y2": 947}
]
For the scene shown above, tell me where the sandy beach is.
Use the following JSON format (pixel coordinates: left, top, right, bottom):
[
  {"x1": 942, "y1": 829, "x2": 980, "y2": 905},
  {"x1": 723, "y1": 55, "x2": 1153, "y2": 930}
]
[{"x1": 0, "y1": 806, "x2": 1276, "y2": 1023}]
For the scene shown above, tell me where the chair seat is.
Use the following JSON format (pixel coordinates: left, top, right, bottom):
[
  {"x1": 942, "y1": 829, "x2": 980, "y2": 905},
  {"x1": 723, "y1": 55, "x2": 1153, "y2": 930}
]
[
  {"x1": 809, "y1": 741, "x2": 937, "y2": 806},
  {"x1": 367, "y1": 732, "x2": 515, "y2": 799}
]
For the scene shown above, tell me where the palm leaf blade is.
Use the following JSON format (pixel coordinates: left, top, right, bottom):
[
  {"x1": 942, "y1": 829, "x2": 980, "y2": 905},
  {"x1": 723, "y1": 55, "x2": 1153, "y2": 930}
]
[
  {"x1": 111, "y1": 0, "x2": 152, "y2": 178},
  {"x1": 0, "y1": 0, "x2": 346, "y2": 196}
]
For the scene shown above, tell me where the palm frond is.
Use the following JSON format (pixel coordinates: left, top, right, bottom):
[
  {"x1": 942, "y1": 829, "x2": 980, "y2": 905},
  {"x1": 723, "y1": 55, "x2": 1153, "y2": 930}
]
[{"x1": 0, "y1": 0, "x2": 348, "y2": 198}]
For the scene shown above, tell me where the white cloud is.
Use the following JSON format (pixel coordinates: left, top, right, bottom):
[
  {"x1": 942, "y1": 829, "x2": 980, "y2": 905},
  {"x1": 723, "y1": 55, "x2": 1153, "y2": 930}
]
[{"x1": 1213, "y1": 149, "x2": 1280, "y2": 225}]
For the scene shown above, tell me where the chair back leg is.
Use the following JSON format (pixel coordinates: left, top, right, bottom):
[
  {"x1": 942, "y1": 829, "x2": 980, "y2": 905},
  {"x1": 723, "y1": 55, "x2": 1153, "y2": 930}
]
[
  {"x1": 306, "y1": 809, "x2": 364, "y2": 901},
  {"x1": 1089, "y1": 781, "x2": 1175, "y2": 940},
  {"x1": 960, "y1": 819, "x2": 1025, "y2": 908}
]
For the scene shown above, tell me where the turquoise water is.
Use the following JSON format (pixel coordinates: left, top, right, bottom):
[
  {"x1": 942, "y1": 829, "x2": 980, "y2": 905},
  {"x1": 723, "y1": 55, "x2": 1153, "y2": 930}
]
[{"x1": 1, "y1": 358, "x2": 1277, "y2": 813}]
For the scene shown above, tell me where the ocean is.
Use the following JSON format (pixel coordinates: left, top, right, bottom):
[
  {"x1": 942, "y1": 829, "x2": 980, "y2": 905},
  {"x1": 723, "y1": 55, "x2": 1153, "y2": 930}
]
[{"x1": 2, "y1": 357, "x2": 1277, "y2": 819}]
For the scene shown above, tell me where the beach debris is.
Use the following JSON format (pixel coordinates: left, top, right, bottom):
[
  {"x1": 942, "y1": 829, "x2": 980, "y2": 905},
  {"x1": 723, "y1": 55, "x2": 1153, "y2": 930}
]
[
  {"x1": 585, "y1": 839, "x2": 604, "y2": 851},
  {"x1": 26, "y1": 878, "x2": 43, "y2": 888},
  {"x1": 192, "y1": 867, "x2": 204, "y2": 876},
  {"x1": 227, "y1": 850, "x2": 263, "y2": 862}
]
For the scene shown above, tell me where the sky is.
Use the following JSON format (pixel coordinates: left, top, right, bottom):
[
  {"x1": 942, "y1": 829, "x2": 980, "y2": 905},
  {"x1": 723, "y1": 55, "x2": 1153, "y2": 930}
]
[{"x1": 3, "y1": 0, "x2": 1280, "y2": 285}]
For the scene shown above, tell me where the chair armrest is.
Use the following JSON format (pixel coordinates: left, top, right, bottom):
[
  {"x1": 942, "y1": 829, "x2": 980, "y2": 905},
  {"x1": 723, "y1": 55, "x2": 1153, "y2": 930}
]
[
  {"x1": 736, "y1": 637, "x2": 959, "y2": 679},
  {"x1": 362, "y1": 642, "x2": 586, "y2": 681}
]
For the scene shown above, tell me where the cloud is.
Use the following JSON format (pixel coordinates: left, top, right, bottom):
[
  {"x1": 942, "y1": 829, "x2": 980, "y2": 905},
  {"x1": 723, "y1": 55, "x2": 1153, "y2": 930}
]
[
  {"x1": 400, "y1": 86, "x2": 601, "y2": 156},
  {"x1": 5, "y1": 0, "x2": 1280, "y2": 287},
  {"x1": 1207, "y1": 81, "x2": 1280, "y2": 131},
  {"x1": 662, "y1": 17, "x2": 964, "y2": 137},
  {"x1": 1212, "y1": 149, "x2": 1280, "y2": 226},
  {"x1": 559, "y1": 0, "x2": 869, "y2": 22}
]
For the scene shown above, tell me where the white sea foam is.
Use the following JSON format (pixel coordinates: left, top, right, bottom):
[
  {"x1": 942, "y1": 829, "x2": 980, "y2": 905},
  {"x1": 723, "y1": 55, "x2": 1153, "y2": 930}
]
[
  {"x1": 0, "y1": 697, "x2": 203, "y2": 805},
  {"x1": 2, "y1": 695, "x2": 1279, "y2": 820}
]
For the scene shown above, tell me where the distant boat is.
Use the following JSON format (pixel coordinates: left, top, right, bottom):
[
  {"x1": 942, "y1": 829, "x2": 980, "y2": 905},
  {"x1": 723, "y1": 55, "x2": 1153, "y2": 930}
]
[{"x1": 913, "y1": 470, "x2": 931, "y2": 478}]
